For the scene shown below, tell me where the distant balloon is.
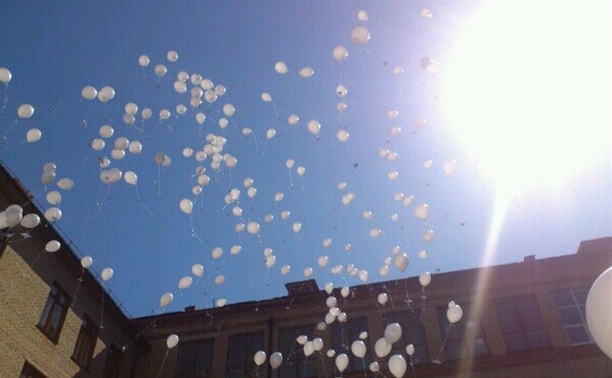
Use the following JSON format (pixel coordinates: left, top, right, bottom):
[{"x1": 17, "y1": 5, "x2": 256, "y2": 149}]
[
  {"x1": 101, "y1": 267, "x2": 114, "y2": 281},
  {"x1": 138, "y1": 55, "x2": 150, "y2": 67},
  {"x1": 97, "y1": 86, "x2": 115, "y2": 102},
  {"x1": 166, "y1": 334, "x2": 179, "y2": 349},
  {"x1": 394, "y1": 253, "x2": 409, "y2": 272},
  {"x1": 337, "y1": 130, "x2": 349, "y2": 142},
  {"x1": 335, "y1": 354, "x2": 349, "y2": 372},
  {"x1": 81, "y1": 86, "x2": 97, "y2": 100},
  {"x1": 154, "y1": 64, "x2": 167, "y2": 77},
  {"x1": 414, "y1": 203, "x2": 429, "y2": 221},
  {"x1": 26, "y1": 128, "x2": 41, "y2": 142},
  {"x1": 178, "y1": 276, "x2": 193, "y2": 289},
  {"x1": 357, "y1": 10, "x2": 368, "y2": 21},
  {"x1": 46, "y1": 191, "x2": 62, "y2": 205},
  {"x1": 447, "y1": 301, "x2": 463, "y2": 323},
  {"x1": 269, "y1": 352, "x2": 283, "y2": 369},
  {"x1": 17, "y1": 104, "x2": 34, "y2": 119},
  {"x1": 298, "y1": 66, "x2": 314, "y2": 78},
  {"x1": 288, "y1": 114, "x2": 299, "y2": 125},
  {"x1": 351, "y1": 26, "x2": 371, "y2": 44},
  {"x1": 261, "y1": 92, "x2": 272, "y2": 102},
  {"x1": 124, "y1": 171, "x2": 137, "y2": 185},
  {"x1": 57, "y1": 178, "x2": 74, "y2": 190},
  {"x1": 0, "y1": 67, "x2": 12, "y2": 83},
  {"x1": 20, "y1": 213, "x2": 40, "y2": 228},
  {"x1": 254, "y1": 351, "x2": 266, "y2": 366},
  {"x1": 419, "y1": 271, "x2": 432, "y2": 287},
  {"x1": 179, "y1": 199, "x2": 193, "y2": 215},
  {"x1": 274, "y1": 61, "x2": 288, "y2": 74},
  {"x1": 389, "y1": 355, "x2": 407, "y2": 378},
  {"x1": 160, "y1": 292, "x2": 174, "y2": 307},
  {"x1": 333, "y1": 45, "x2": 348, "y2": 61},
  {"x1": 191, "y1": 264, "x2": 204, "y2": 277},
  {"x1": 351, "y1": 340, "x2": 367, "y2": 358},
  {"x1": 80, "y1": 256, "x2": 93, "y2": 269},
  {"x1": 307, "y1": 119, "x2": 321, "y2": 135}
]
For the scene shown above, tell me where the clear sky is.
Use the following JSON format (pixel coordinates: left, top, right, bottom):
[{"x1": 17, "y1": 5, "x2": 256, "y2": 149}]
[{"x1": 0, "y1": 1, "x2": 610, "y2": 318}]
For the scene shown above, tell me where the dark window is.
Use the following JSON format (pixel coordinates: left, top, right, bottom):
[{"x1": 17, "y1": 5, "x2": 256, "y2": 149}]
[
  {"x1": 383, "y1": 311, "x2": 429, "y2": 364},
  {"x1": 279, "y1": 325, "x2": 318, "y2": 378},
  {"x1": 495, "y1": 294, "x2": 551, "y2": 352},
  {"x1": 553, "y1": 288, "x2": 593, "y2": 345},
  {"x1": 437, "y1": 303, "x2": 489, "y2": 360},
  {"x1": 175, "y1": 338, "x2": 215, "y2": 378},
  {"x1": 72, "y1": 315, "x2": 99, "y2": 369},
  {"x1": 20, "y1": 361, "x2": 46, "y2": 378},
  {"x1": 38, "y1": 282, "x2": 71, "y2": 343},
  {"x1": 226, "y1": 332, "x2": 265, "y2": 378},
  {"x1": 103, "y1": 345, "x2": 123, "y2": 378},
  {"x1": 331, "y1": 317, "x2": 371, "y2": 373}
]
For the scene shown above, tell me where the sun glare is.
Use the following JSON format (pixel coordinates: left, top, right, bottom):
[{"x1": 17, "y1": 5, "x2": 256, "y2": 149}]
[{"x1": 442, "y1": 2, "x2": 610, "y2": 198}]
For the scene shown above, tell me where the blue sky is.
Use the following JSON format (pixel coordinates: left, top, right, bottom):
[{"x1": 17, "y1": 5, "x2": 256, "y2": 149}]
[{"x1": 0, "y1": 1, "x2": 610, "y2": 318}]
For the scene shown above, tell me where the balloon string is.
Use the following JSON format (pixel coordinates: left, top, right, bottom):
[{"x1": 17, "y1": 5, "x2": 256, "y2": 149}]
[
  {"x1": 433, "y1": 324, "x2": 454, "y2": 364},
  {"x1": 0, "y1": 86, "x2": 8, "y2": 114},
  {"x1": 72, "y1": 268, "x2": 86, "y2": 305},
  {"x1": 154, "y1": 350, "x2": 169, "y2": 378},
  {"x1": 288, "y1": 170, "x2": 294, "y2": 189},
  {"x1": 1, "y1": 119, "x2": 18, "y2": 148},
  {"x1": 270, "y1": 100, "x2": 280, "y2": 121},
  {"x1": 409, "y1": 355, "x2": 417, "y2": 378},
  {"x1": 134, "y1": 185, "x2": 154, "y2": 216}
]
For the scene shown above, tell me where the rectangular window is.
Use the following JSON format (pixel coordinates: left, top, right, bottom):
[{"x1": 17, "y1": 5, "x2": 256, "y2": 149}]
[
  {"x1": 175, "y1": 338, "x2": 215, "y2": 378},
  {"x1": 495, "y1": 294, "x2": 551, "y2": 352},
  {"x1": 72, "y1": 315, "x2": 99, "y2": 369},
  {"x1": 226, "y1": 332, "x2": 265, "y2": 378},
  {"x1": 437, "y1": 303, "x2": 490, "y2": 360},
  {"x1": 553, "y1": 288, "x2": 593, "y2": 345},
  {"x1": 103, "y1": 345, "x2": 123, "y2": 378},
  {"x1": 20, "y1": 361, "x2": 46, "y2": 378},
  {"x1": 383, "y1": 311, "x2": 429, "y2": 364},
  {"x1": 331, "y1": 317, "x2": 371, "y2": 373},
  {"x1": 279, "y1": 325, "x2": 318, "y2": 378},
  {"x1": 38, "y1": 282, "x2": 71, "y2": 343}
]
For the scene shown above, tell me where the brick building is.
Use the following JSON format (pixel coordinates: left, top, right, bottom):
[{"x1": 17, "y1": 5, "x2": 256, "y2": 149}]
[
  {"x1": 1, "y1": 162, "x2": 611, "y2": 378},
  {"x1": 0, "y1": 164, "x2": 145, "y2": 377}
]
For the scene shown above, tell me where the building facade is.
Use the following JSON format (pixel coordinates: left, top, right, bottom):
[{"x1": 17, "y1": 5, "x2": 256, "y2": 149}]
[
  {"x1": 133, "y1": 238, "x2": 612, "y2": 378},
  {"x1": 0, "y1": 165, "x2": 145, "y2": 378}
]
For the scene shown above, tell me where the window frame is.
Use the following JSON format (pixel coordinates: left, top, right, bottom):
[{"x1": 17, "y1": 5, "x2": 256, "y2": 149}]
[
  {"x1": 437, "y1": 303, "x2": 490, "y2": 360},
  {"x1": 331, "y1": 316, "x2": 371, "y2": 373},
  {"x1": 71, "y1": 314, "x2": 99, "y2": 369},
  {"x1": 226, "y1": 331, "x2": 265, "y2": 377},
  {"x1": 20, "y1": 361, "x2": 46, "y2": 378},
  {"x1": 553, "y1": 288, "x2": 593, "y2": 346},
  {"x1": 383, "y1": 311, "x2": 429, "y2": 365},
  {"x1": 174, "y1": 338, "x2": 215, "y2": 378},
  {"x1": 37, "y1": 282, "x2": 71, "y2": 343},
  {"x1": 494, "y1": 294, "x2": 551, "y2": 352},
  {"x1": 102, "y1": 344, "x2": 123, "y2": 378},
  {"x1": 278, "y1": 324, "x2": 319, "y2": 378}
]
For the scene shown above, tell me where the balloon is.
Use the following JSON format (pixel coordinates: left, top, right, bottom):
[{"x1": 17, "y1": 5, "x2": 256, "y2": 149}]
[
  {"x1": 101, "y1": 267, "x2": 114, "y2": 281},
  {"x1": 20, "y1": 213, "x2": 40, "y2": 228},
  {"x1": 265, "y1": 255, "x2": 276, "y2": 268},
  {"x1": 335, "y1": 354, "x2": 349, "y2": 372},
  {"x1": 414, "y1": 203, "x2": 429, "y2": 220},
  {"x1": 280, "y1": 210, "x2": 290, "y2": 219},
  {"x1": 211, "y1": 247, "x2": 223, "y2": 259},
  {"x1": 0, "y1": 67, "x2": 12, "y2": 83},
  {"x1": 5, "y1": 205, "x2": 22, "y2": 228},
  {"x1": 301, "y1": 341, "x2": 314, "y2": 357},
  {"x1": 44, "y1": 239, "x2": 60, "y2": 253},
  {"x1": 324, "y1": 282, "x2": 334, "y2": 294},
  {"x1": 384, "y1": 323, "x2": 402, "y2": 344},
  {"x1": 160, "y1": 292, "x2": 174, "y2": 307},
  {"x1": 270, "y1": 351, "x2": 283, "y2": 369},
  {"x1": 191, "y1": 264, "x2": 204, "y2": 277},
  {"x1": 154, "y1": 64, "x2": 167, "y2": 77},
  {"x1": 288, "y1": 114, "x2": 299, "y2": 125},
  {"x1": 261, "y1": 92, "x2": 272, "y2": 102},
  {"x1": 374, "y1": 338, "x2": 391, "y2": 358},
  {"x1": 166, "y1": 50, "x2": 179, "y2": 62},
  {"x1": 17, "y1": 104, "x2": 34, "y2": 119},
  {"x1": 253, "y1": 350, "x2": 266, "y2": 366},
  {"x1": 307, "y1": 119, "x2": 321, "y2": 135},
  {"x1": 394, "y1": 253, "x2": 409, "y2": 272},
  {"x1": 303, "y1": 267, "x2": 313, "y2": 277},
  {"x1": 327, "y1": 349, "x2": 336, "y2": 358},
  {"x1": 351, "y1": 26, "x2": 371, "y2": 44},
  {"x1": 97, "y1": 86, "x2": 115, "y2": 102},
  {"x1": 266, "y1": 128, "x2": 276, "y2": 139},
  {"x1": 81, "y1": 86, "x2": 97, "y2": 100},
  {"x1": 421, "y1": 8, "x2": 433, "y2": 18},
  {"x1": 447, "y1": 302, "x2": 463, "y2": 324},
  {"x1": 141, "y1": 108, "x2": 152, "y2": 120},
  {"x1": 178, "y1": 276, "x2": 193, "y2": 289},
  {"x1": 179, "y1": 199, "x2": 193, "y2": 215},
  {"x1": 138, "y1": 55, "x2": 150, "y2": 67},
  {"x1": 377, "y1": 293, "x2": 388, "y2": 305},
  {"x1": 351, "y1": 340, "x2": 366, "y2": 358},
  {"x1": 326, "y1": 296, "x2": 338, "y2": 308},
  {"x1": 216, "y1": 298, "x2": 227, "y2": 307},
  {"x1": 406, "y1": 344, "x2": 415, "y2": 356},
  {"x1": 443, "y1": 159, "x2": 456, "y2": 176},
  {"x1": 128, "y1": 141, "x2": 142, "y2": 154},
  {"x1": 313, "y1": 337, "x2": 324, "y2": 351},
  {"x1": 166, "y1": 334, "x2": 179, "y2": 349},
  {"x1": 341, "y1": 286, "x2": 350, "y2": 298},
  {"x1": 281, "y1": 265, "x2": 290, "y2": 275},
  {"x1": 159, "y1": 109, "x2": 171, "y2": 120},
  {"x1": 214, "y1": 275, "x2": 225, "y2": 285},
  {"x1": 80, "y1": 256, "x2": 93, "y2": 269},
  {"x1": 332, "y1": 45, "x2": 348, "y2": 61},
  {"x1": 247, "y1": 222, "x2": 260, "y2": 234},
  {"x1": 98, "y1": 125, "x2": 114, "y2": 139},
  {"x1": 393, "y1": 65, "x2": 404, "y2": 75},
  {"x1": 111, "y1": 149, "x2": 125, "y2": 160},
  {"x1": 586, "y1": 266, "x2": 612, "y2": 359},
  {"x1": 274, "y1": 61, "x2": 288, "y2": 74},
  {"x1": 292, "y1": 222, "x2": 302, "y2": 233},
  {"x1": 387, "y1": 171, "x2": 399, "y2": 180},
  {"x1": 204, "y1": 89, "x2": 217, "y2": 103},
  {"x1": 58, "y1": 178, "x2": 75, "y2": 191},
  {"x1": 419, "y1": 271, "x2": 432, "y2": 287},
  {"x1": 337, "y1": 130, "x2": 349, "y2": 142},
  {"x1": 369, "y1": 228, "x2": 381, "y2": 238},
  {"x1": 357, "y1": 10, "x2": 368, "y2": 21},
  {"x1": 44, "y1": 207, "x2": 62, "y2": 223},
  {"x1": 222, "y1": 103, "x2": 235, "y2": 117},
  {"x1": 298, "y1": 66, "x2": 314, "y2": 78},
  {"x1": 370, "y1": 362, "x2": 380, "y2": 373},
  {"x1": 422, "y1": 229, "x2": 435, "y2": 242},
  {"x1": 389, "y1": 355, "x2": 407, "y2": 378}
]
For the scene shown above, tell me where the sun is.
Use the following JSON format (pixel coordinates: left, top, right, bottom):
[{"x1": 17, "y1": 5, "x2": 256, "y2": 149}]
[{"x1": 441, "y1": 2, "x2": 610, "y2": 198}]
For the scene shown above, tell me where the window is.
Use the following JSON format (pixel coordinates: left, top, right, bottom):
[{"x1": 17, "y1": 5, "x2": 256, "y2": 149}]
[
  {"x1": 553, "y1": 288, "x2": 593, "y2": 345},
  {"x1": 383, "y1": 311, "x2": 429, "y2": 364},
  {"x1": 495, "y1": 294, "x2": 551, "y2": 352},
  {"x1": 226, "y1": 332, "x2": 265, "y2": 378},
  {"x1": 38, "y1": 282, "x2": 71, "y2": 343},
  {"x1": 72, "y1": 315, "x2": 99, "y2": 369},
  {"x1": 279, "y1": 325, "x2": 318, "y2": 378},
  {"x1": 331, "y1": 317, "x2": 371, "y2": 373},
  {"x1": 103, "y1": 345, "x2": 123, "y2": 378},
  {"x1": 437, "y1": 303, "x2": 489, "y2": 360},
  {"x1": 175, "y1": 338, "x2": 215, "y2": 378},
  {"x1": 20, "y1": 361, "x2": 46, "y2": 378}
]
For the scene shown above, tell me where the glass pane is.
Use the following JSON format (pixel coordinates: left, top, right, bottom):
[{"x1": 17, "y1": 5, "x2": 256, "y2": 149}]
[
  {"x1": 559, "y1": 307, "x2": 582, "y2": 325},
  {"x1": 574, "y1": 289, "x2": 589, "y2": 304},
  {"x1": 566, "y1": 326, "x2": 590, "y2": 345}
]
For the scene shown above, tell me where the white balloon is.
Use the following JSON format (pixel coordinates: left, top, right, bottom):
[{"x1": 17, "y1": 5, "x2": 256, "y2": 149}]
[
  {"x1": 216, "y1": 298, "x2": 227, "y2": 307},
  {"x1": 298, "y1": 66, "x2": 314, "y2": 78},
  {"x1": 191, "y1": 264, "x2": 204, "y2": 277},
  {"x1": 46, "y1": 191, "x2": 62, "y2": 205},
  {"x1": 179, "y1": 199, "x2": 193, "y2": 215},
  {"x1": 288, "y1": 114, "x2": 299, "y2": 125},
  {"x1": 419, "y1": 271, "x2": 432, "y2": 287},
  {"x1": 20, "y1": 213, "x2": 40, "y2": 228},
  {"x1": 214, "y1": 274, "x2": 225, "y2": 285},
  {"x1": 335, "y1": 354, "x2": 349, "y2": 372},
  {"x1": 166, "y1": 334, "x2": 179, "y2": 349},
  {"x1": 447, "y1": 302, "x2": 464, "y2": 324},
  {"x1": 444, "y1": 159, "x2": 457, "y2": 176},
  {"x1": 154, "y1": 64, "x2": 167, "y2": 77},
  {"x1": 57, "y1": 178, "x2": 74, "y2": 190},
  {"x1": 261, "y1": 92, "x2": 272, "y2": 102},
  {"x1": 312, "y1": 337, "x2": 324, "y2": 351},
  {"x1": 281, "y1": 265, "x2": 290, "y2": 275},
  {"x1": 394, "y1": 253, "x2": 410, "y2": 272},
  {"x1": 141, "y1": 108, "x2": 152, "y2": 120},
  {"x1": 268, "y1": 351, "x2": 282, "y2": 369},
  {"x1": 101, "y1": 267, "x2": 114, "y2": 281},
  {"x1": 223, "y1": 103, "x2": 235, "y2": 117},
  {"x1": 303, "y1": 267, "x2": 313, "y2": 277},
  {"x1": 247, "y1": 222, "x2": 260, "y2": 234},
  {"x1": 374, "y1": 338, "x2": 391, "y2": 358},
  {"x1": 254, "y1": 350, "x2": 266, "y2": 366},
  {"x1": 44, "y1": 207, "x2": 62, "y2": 222},
  {"x1": 274, "y1": 61, "x2": 288, "y2": 74},
  {"x1": 337, "y1": 129, "x2": 349, "y2": 142},
  {"x1": 211, "y1": 247, "x2": 223, "y2": 259},
  {"x1": 351, "y1": 26, "x2": 371, "y2": 44},
  {"x1": 351, "y1": 340, "x2": 367, "y2": 358},
  {"x1": 17, "y1": 104, "x2": 34, "y2": 119},
  {"x1": 307, "y1": 119, "x2": 321, "y2": 135},
  {"x1": 388, "y1": 355, "x2": 407, "y2": 378},
  {"x1": 138, "y1": 55, "x2": 150, "y2": 67},
  {"x1": 0, "y1": 67, "x2": 12, "y2": 83},
  {"x1": 377, "y1": 293, "x2": 388, "y2": 305},
  {"x1": 341, "y1": 286, "x2": 350, "y2": 298},
  {"x1": 332, "y1": 45, "x2": 348, "y2": 62},
  {"x1": 97, "y1": 86, "x2": 115, "y2": 102},
  {"x1": 586, "y1": 266, "x2": 612, "y2": 359},
  {"x1": 384, "y1": 323, "x2": 402, "y2": 344},
  {"x1": 45, "y1": 240, "x2": 61, "y2": 253},
  {"x1": 128, "y1": 141, "x2": 142, "y2": 154},
  {"x1": 80, "y1": 256, "x2": 93, "y2": 269},
  {"x1": 99, "y1": 125, "x2": 114, "y2": 138},
  {"x1": 370, "y1": 362, "x2": 380, "y2": 373},
  {"x1": 406, "y1": 344, "x2": 415, "y2": 356},
  {"x1": 178, "y1": 276, "x2": 193, "y2": 289},
  {"x1": 160, "y1": 292, "x2": 174, "y2": 307}
]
